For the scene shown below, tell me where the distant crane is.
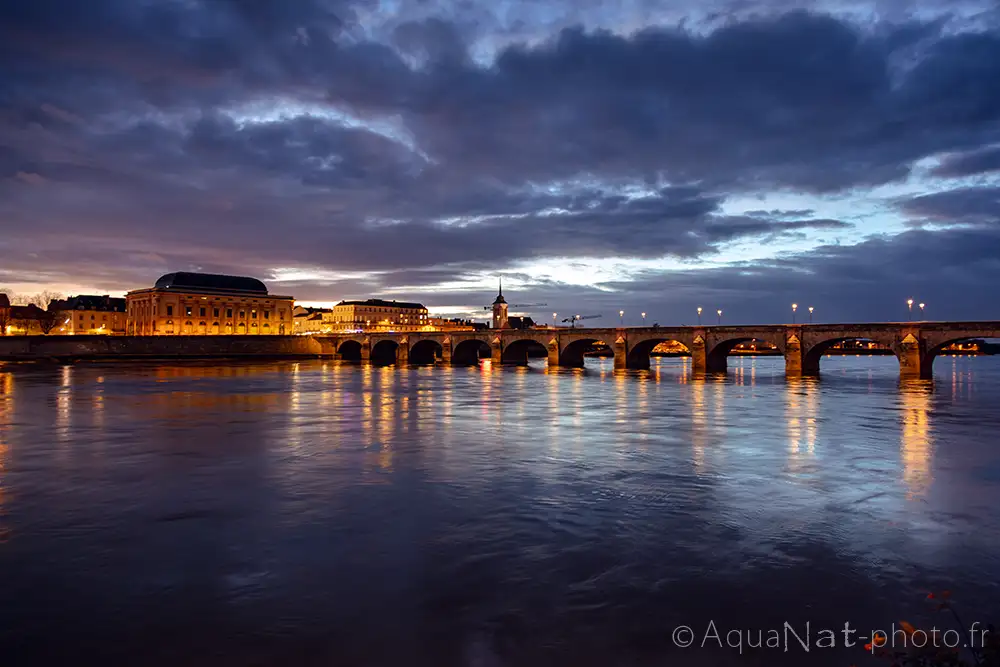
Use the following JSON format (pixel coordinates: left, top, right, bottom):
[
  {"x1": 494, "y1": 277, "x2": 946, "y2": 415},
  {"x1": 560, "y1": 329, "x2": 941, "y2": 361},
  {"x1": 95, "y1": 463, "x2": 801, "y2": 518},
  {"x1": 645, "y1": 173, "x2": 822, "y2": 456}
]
[
  {"x1": 562, "y1": 314, "x2": 602, "y2": 328},
  {"x1": 482, "y1": 302, "x2": 548, "y2": 311}
]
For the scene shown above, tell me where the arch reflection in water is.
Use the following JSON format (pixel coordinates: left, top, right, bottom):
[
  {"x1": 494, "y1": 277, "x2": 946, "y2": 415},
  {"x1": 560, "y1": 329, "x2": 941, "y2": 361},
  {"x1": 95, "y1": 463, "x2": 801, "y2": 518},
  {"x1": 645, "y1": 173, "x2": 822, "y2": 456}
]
[{"x1": 900, "y1": 380, "x2": 934, "y2": 500}]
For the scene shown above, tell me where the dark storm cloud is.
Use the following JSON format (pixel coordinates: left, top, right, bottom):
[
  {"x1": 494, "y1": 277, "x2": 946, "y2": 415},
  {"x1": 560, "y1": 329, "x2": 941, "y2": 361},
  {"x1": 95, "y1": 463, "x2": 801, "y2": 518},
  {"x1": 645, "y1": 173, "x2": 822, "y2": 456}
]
[
  {"x1": 1, "y1": 0, "x2": 1000, "y2": 316},
  {"x1": 932, "y1": 146, "x2": 1000, "y2": 178},
  {"x1": 900, "y1": 186, "x2": 1000, "y2": 225},
  {"x1": 587, "y1": 224, "x2": 1000, "y2": 324}
]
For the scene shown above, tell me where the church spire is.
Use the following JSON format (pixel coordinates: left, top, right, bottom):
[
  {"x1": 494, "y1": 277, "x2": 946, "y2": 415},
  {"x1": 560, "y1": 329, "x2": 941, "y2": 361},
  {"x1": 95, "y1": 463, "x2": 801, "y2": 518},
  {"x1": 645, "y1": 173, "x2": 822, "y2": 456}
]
[{"x1": 493, "y1": 276, "x2": 506, "y2": 305}]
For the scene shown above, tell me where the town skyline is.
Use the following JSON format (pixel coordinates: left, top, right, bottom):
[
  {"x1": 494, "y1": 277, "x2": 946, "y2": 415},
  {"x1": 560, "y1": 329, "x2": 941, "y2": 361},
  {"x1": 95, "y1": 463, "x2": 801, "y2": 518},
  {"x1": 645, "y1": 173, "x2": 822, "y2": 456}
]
[{"x1": 3, "y1": 0, "x2": 1000, "y2": 325}]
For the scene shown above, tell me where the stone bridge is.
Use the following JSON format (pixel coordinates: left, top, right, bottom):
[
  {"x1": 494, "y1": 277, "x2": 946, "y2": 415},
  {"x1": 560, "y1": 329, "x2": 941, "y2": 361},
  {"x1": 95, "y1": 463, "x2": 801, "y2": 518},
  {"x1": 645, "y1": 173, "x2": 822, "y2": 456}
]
[{"x1": 314, "y1": 321, "x2": 1000, "y2": 379}]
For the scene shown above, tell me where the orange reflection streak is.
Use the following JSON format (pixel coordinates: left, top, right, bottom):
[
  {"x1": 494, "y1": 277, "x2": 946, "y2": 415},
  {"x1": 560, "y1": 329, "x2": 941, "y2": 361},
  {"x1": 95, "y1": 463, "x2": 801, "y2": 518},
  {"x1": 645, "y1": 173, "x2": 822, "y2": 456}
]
[
  {"x1": 0, "y1": 372, "x2": 12, "y2": 530},
  {"x1": 378, "y1": 368, "x2": 393, "y2": 471},
  {"x1": 93, "y1": 375, "x2": 105, "y2": 430},
  {"x1": 900, "y1": 381, "x2": 934, "y2": 500}
]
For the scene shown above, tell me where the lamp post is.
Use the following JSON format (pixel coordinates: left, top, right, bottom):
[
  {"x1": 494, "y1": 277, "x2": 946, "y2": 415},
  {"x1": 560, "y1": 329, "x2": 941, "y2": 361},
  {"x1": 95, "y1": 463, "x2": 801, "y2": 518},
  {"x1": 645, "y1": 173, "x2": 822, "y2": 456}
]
[
  {"x1": 697, "y1": 307, "x2": 703, "y2": 325},
  {"x1": 919, "y1": 303, "x2": 925, "y2": 319},
  {"x1": 808, "y1": 306, "x2": 814, "y2": 323},
  {"x1": 553, "y1": 312, "x2": 557, "y2": 327},
  {"x1": 717, "y1": 309, "x2": 722, "y2": 325},
  {"x1": 574, "y1": 314, "x2": 580, "y2": 329},
  {"x1": 641, "y1": 312, "x2": 646, "y2": 326},
  {"x1": 907, "y1": 298, "x2": 914, "y2": 321},
  {"x1": 792, "y1": 303, "x2": 798, "y2": 324},
  {"x1": 619, "y1": 310, "x2": 624, "y2": 326}
]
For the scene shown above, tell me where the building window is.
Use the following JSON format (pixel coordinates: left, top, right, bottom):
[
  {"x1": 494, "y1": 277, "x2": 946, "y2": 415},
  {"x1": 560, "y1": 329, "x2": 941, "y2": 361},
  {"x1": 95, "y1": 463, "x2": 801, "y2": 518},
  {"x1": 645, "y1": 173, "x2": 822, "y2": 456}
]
[
  {"x1": 264, "y1": 311, "x2": 270, "y2": 320},
  {"x1": 213, "y1": 308, "x2": 220, "y2": 317},
  {"x1": 166, "y1": 305, "x2": 173, "y2": 316},
  {"x1": 251, "y1": 309, "x2": 257, "y2": 319},
  {"x1": 199, "y1": 307, "x2": 206, "y2": 317},
  {"x1": 185, "y1": 306, "x2": 192, "y2": 317},
  {"x1": 239, "y1": 310, "x2": 245, "y2": 319},
  {"x1": 227, "y1": 308, "x2": 233, "y2": 318}
]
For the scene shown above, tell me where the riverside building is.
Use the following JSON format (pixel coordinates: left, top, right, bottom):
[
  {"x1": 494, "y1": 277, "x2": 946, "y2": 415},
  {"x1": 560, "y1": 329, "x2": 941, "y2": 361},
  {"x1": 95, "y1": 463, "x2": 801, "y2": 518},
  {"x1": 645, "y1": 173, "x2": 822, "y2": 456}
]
[{"x1": 125, "y1": 272, "x2": 294, "y2": 335}]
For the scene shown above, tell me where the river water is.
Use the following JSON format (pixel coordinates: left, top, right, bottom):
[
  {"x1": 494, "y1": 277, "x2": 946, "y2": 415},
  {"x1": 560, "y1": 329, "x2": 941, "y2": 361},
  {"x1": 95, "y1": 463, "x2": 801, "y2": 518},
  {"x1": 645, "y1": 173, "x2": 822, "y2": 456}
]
[{"x1": 1, "y1": 356, "x2": 998, "y2": 666}]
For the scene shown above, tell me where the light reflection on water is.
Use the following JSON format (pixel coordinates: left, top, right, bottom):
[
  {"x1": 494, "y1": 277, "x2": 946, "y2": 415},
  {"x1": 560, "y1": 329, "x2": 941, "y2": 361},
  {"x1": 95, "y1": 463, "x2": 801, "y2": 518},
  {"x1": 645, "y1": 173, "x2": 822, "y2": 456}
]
[{"x1": 0, "y1": 356, "x2": 999, "y2": 666}]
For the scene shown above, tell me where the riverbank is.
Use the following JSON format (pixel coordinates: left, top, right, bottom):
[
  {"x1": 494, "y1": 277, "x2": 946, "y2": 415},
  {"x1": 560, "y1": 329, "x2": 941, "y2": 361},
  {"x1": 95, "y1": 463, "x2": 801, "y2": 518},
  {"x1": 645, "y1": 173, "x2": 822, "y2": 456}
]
[{"x1": 0, "y1": 334, "x2": 323, "y2": 362}]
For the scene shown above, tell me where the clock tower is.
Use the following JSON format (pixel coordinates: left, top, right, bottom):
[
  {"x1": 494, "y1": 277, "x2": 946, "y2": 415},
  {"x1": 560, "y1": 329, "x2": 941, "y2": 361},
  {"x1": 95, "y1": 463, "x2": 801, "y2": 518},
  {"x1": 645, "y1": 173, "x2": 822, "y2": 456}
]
[{"x1": 491, "y1": 279, "x2": 509, "y2": 329}]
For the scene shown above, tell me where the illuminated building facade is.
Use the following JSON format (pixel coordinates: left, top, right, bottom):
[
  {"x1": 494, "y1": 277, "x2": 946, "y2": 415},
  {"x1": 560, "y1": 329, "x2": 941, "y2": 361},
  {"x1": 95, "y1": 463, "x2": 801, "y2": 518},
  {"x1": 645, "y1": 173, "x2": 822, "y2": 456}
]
[
  {"x1": 293, "y1": 306, "x2": 331, "y2": 334},
  {"x1": 125, "y1": 272, "x2": 294, "y2": 335},
  {"x1": 0, "y1": 293, "x2": 9, "y2": 334},
  {"x1": 323, "y1": 299, "x2": 432, "y2": 332},
  {"x1": 50, "y1": 295, "x2": 127, "y2": 335}
]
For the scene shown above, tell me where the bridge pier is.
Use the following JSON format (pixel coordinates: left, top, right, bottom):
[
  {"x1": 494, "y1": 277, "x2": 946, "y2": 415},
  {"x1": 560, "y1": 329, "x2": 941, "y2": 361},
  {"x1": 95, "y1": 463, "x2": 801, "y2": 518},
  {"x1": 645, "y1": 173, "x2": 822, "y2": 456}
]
[
  {"x1": 896, "y1": 336, "x2": 931, "y2": 380},
  {"x1": 396, "y1": 339, "x2": 408, "y2": 366},
  {"x1": 783, "y1": 333, "x2": 818, "y2": 377},
  {"x1": 614, "y1": 337, "x2": 627, "y2": 370},
  {"x1": 441, "y1": 339, "x2": 452, "y2": 365},
  {"x1": 548, "y1": 340, "x2": 562, "y2": 368}
]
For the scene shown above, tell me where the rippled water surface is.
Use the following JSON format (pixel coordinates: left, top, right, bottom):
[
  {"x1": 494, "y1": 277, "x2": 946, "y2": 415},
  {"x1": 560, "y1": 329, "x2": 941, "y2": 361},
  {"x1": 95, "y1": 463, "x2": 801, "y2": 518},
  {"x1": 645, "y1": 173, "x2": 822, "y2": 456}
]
[{"x1": 1, "y1": 356, "x2": 999, "y2": 666}]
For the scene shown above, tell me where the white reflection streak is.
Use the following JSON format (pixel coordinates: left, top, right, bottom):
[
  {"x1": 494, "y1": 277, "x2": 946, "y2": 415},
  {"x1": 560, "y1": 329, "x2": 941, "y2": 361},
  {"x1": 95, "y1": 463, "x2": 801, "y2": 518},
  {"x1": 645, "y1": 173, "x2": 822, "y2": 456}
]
[
  {"x1": 56, "y1": 365, "x2": 72, "y2": 447},
  {"x1": 548, "y1": 368, "x2": 560, "y2": 454},
  {"x1": 288, "y1": 362, "x2": 305, "y2": 453},
  {"x1": 691, "y1": 379, "x2": 706, "y2": 473}
]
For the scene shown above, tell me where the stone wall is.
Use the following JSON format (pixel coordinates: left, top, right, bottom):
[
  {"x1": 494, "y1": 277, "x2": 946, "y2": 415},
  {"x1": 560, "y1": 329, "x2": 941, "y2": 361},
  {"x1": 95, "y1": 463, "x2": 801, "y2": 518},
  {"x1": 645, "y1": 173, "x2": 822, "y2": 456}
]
[{"x1": 0, "y1": 335, "x2": 324, "y2": 361}]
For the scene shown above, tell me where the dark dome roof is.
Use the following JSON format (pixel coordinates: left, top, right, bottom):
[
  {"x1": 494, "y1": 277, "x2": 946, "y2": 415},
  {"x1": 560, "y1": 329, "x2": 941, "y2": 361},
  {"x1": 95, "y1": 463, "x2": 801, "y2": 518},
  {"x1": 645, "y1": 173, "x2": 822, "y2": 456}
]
[{"x1": 154, "y1": 272, "x2": 268, "y2": 295}]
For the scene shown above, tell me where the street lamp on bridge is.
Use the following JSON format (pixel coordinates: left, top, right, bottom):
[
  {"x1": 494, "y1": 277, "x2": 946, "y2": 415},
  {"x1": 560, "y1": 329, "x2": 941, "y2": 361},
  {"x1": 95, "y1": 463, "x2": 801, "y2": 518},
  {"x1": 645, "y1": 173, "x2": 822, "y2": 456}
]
[
  {"x1": 907, "y1": 298, "x2": 914, "y2": 321},
  {"x1": 697, "y1": 307, "x2": 703, "y2": 325},
  {"x1": 717, "y1": 309, "x2": 722, "y2": 325},
  {"x1": 808, "y1": 306, "x2": 814, "y2": 323},
  {"x1": 641, "y1": 312, "x2": 646, "y2": 325},
  {"x1": 919, "y1": 303, "x2": 925, "y2": 319},
  {"x1": 792, "y1": 303, "x2": 798, "y2": 324},
  {"x1": 619, "y1": 310, "x2": 624, "y2": 326},
  {"x1": 552, "y1": 312, "x2": 557, "y2": 327}
]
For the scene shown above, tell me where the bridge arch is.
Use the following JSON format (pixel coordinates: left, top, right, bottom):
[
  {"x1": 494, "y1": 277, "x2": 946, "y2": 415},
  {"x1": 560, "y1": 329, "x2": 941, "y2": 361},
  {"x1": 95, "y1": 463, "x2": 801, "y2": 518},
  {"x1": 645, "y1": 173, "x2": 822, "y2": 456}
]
[
  {"x1": 559, "y1": 337, "x2": 610, "y2": 368},
  {"x1": 922, "y1": 335, "x2": 995, "y2": 377},
  {"x1": 707, "y1": 336, "x2": 784, "y2": 373},
  {"x1": 626, "y1": 337, "x2": 691, "y2": 370},
  {"x1": 409, "y1": 339, "x2": 443, "y2": 365},
  {"x1": 802, "y1": 335, "x2": 898, "y2": 375},
  {"x1": 502, "y1": 338, "x2": 548, "y2": 366},
  {"x1": 371, "y1": 339, "x2": 399, "y2": 366},
  {"x1": 337, "y1": 339, "x2": 364, "y2": 362},
  {"x1": 452, "y1": 339, "x2": 491, "y2": 365}
]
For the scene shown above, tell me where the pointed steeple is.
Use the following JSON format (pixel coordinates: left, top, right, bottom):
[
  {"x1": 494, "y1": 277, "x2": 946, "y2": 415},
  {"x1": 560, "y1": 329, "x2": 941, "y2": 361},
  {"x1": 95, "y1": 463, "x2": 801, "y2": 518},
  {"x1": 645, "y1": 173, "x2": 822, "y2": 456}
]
[{"x1": 493, "y1": 276, "x2": 506, "y2": 304}]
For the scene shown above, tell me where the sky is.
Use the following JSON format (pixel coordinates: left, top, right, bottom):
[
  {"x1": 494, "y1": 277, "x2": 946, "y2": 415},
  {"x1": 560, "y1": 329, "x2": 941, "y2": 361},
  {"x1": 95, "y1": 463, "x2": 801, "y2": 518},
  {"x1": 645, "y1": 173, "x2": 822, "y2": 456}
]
[{"x1": 2, "y1": 0, "x2": 1000, "y2": 325}]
